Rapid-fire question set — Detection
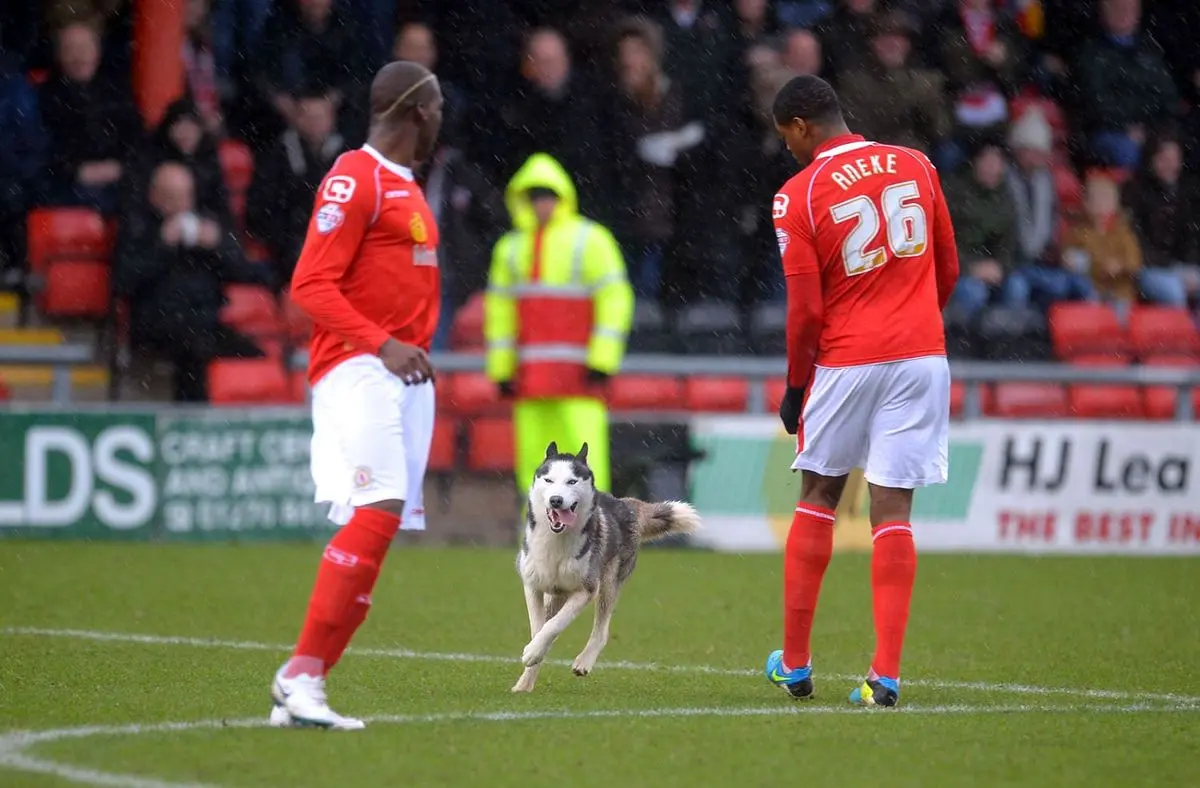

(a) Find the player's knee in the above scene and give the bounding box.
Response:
[801,472,846,511]
[867,485,914,526]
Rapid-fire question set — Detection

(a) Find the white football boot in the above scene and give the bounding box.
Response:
[270,669,366,730]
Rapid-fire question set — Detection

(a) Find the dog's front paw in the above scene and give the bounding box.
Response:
[571,651,598,676]
[521,638,548,667]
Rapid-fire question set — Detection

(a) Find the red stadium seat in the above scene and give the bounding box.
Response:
[607,374,684,411]
[441,371,507,416]
[950,380,994,418]
[684,376,748,412]
[1048,302,1128,360]
[450,291,485,350]
[220,284,284,337]
[0,378,10,400]
[41,259,110,317]
[207,357,291,404]
[26,208,112,272]
[1141,355,1199,420]
[764,377,788,412]
[428,418,458,473]
[988,382,1069,417]
[465,416,514,473]
[1129,306,1200,359]
[1070,353,1132,367]
[1069,385,1143,419]
[289,371,309,404]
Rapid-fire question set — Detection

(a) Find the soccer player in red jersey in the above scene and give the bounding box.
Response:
[269,61,444,730]
[763,75,960,707]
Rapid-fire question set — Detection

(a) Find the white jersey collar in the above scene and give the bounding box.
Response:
[362,144,414,180]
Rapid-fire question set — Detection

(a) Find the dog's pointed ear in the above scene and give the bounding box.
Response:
[545,441,558,458]
[577,442,589,463]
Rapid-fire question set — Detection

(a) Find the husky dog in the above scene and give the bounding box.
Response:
[511,441,702,693]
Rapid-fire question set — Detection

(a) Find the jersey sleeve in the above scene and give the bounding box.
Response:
[773,187,820,278]
[288,160,392,353]
[773,185,824,390]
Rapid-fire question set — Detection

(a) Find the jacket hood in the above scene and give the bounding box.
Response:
[504,153,578,231]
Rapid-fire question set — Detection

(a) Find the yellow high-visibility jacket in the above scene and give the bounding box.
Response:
[484,153,634,398]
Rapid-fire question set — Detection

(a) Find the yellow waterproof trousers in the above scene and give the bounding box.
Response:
[513,396,610,494]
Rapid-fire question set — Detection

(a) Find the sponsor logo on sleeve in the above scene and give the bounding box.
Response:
[315,203,344,234]
[776,227,790,255]
[322,175,357,204]
[772,193,789,219]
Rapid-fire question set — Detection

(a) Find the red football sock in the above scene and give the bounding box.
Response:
[870,522,917,679]
[285,508,400,678]
[783,502,835,670]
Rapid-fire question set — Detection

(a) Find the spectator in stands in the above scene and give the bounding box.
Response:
[183,0,225,136]
[246,85,348,282]
[424,141,507,351]
[936,0,1027,158]
[392,22,463,149]
[40,19,142,215]
[1062,173,1141,318]
[946,141,1018,318]
[837,11,952,157]
[734,0,780,45]
[113,161,269,402]
[1123,129,1200,307]
[1076,0,1178,170]
[1007,108,1058,270]
[815,0,878,75]
[781,28,824,78]
[485,28,615,226]
[123,98,231,228]
[611,17,700,300]
[252,0,367,141]
[0,48,45,286]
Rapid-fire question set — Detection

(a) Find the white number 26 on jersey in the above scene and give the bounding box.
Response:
[829,180,927,276]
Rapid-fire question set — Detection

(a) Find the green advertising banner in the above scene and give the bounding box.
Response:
[0,409,337,541]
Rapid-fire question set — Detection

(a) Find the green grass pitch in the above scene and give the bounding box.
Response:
[1,542,1197,787]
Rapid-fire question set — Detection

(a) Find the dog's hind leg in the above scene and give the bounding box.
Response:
[513,585,547,693]
[572,581,619,677]
[521,589,592,667]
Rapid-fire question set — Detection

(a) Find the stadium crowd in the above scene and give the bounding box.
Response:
[2,0,1200,401]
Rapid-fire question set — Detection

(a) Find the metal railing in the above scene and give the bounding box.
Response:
[0,344,94,404]
[292,351,1200,421]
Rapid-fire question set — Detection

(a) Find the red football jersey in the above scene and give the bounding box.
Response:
[290,145,441,385]
[773,134,959,368]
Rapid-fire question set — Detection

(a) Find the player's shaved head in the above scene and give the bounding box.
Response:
[370,60,439,121]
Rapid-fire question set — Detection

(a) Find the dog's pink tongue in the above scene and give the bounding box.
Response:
[556,508,578,528]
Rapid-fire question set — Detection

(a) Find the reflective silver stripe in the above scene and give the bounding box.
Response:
[511,284,590,298]
[569,224,590,284]
[487,339,515,350]
[591,326,626,341]
[519,344,589,363]
[590,272,627,290]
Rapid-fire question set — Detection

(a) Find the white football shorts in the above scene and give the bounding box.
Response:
[791,355,950,489]
[309,354,435,528]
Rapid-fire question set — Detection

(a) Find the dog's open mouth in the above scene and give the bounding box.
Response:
[547,503,579,533]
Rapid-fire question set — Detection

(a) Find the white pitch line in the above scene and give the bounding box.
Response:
[1,703,1196,788]
[4,626,1200,707]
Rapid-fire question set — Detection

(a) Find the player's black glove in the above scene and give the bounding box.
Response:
[586,368,610,384]
[779,386,804,436]
[497,380,516,399]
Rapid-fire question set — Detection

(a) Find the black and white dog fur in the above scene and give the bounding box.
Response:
[512,441,702,693]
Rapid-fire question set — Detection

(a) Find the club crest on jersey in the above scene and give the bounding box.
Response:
[776,228,790,255]
[410,212,428,243]
[773,193,789,219]
[315,203,344,234]
[353,466,372,488]
[322,175,356,204]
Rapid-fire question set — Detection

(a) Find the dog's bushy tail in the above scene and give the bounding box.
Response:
[634,500,702,544]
